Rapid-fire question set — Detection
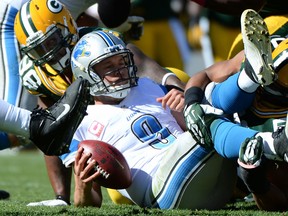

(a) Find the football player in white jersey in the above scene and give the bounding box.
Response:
[58,30,237,209]
[5,0,130,206]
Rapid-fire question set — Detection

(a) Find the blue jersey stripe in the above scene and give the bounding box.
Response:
[152,146,213,209]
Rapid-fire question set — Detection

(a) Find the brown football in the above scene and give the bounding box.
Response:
[79,140,132,189]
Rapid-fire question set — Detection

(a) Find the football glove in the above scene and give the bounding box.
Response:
[184,103,223,149]
[238,136,263,169]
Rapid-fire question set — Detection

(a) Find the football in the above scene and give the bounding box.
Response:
[78,140,132,189]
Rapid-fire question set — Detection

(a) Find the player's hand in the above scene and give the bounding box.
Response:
[238,136,263,169]
[184,103,223,148]
[74,147,101,183]
[156,89,185,112]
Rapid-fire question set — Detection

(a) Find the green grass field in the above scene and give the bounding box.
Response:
[0,149,286,215]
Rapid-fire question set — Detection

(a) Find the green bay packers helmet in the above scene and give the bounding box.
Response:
[71,30,138,99]
[14,0,78,74]
[264,36,288,99]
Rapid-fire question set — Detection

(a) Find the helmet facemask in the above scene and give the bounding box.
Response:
[21,24,76,75]
[88,50,138,99]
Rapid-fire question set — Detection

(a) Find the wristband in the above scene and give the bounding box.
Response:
[162,73,177,86]
[184,87,204,106]
[191,0,206,6]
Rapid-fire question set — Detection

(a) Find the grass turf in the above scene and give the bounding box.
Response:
[0,149,285,215]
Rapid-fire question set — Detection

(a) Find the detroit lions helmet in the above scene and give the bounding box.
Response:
[71,30,138,99]
[14,0,78,74]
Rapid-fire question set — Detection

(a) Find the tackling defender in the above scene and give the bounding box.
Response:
[184,9,288,211]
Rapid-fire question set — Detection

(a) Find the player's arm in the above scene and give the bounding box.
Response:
[192,0,266,15]
[183,51,243,147]
[73,146,103,207]
[185,50,244,91]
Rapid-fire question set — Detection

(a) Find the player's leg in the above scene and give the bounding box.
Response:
[209,72,256,114]
[209,9,277,114]
[146,132,236,210]
[241,9,276,86]
[210,118,258,159]
[210,116,288,162]
[0,99,30,138]
[0,78,91,155]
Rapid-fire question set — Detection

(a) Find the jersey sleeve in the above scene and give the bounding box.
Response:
[19,55,71,102]
[19,55,44,97]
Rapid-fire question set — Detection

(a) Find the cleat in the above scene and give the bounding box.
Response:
[241,9,277,86]
[272,115,288,162]
[29,78,93,156]
[27,199,69,207]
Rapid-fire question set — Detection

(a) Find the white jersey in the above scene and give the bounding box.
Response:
[63,77,183,171]
[61,78,236,209]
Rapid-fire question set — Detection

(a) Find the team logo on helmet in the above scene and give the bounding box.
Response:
[47,0,63,14]
[73,40,91,60]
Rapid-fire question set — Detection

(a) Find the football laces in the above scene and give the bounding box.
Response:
[95,165,110,179]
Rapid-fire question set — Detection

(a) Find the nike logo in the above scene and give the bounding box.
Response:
[191,109,196,118]
[51,104,71,125]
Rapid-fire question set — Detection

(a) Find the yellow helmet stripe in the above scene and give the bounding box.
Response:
[19,1,38,38]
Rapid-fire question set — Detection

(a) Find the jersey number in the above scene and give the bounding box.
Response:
[19,57,41,91]
[131,114,176,149]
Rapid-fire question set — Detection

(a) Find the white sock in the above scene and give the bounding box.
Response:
[237,69,259,93]
[0,99,30,138]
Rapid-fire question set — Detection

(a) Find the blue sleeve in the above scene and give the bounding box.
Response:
[210,118,258,159]
[211,73,255,114]
[59,139,80,161]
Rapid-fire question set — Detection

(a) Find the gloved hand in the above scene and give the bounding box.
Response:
[238,136,263,169]
[184,103,223,149]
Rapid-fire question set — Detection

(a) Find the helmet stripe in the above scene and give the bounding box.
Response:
[95,31,116,46]
[273,49,288,71]
[19,2,38,38]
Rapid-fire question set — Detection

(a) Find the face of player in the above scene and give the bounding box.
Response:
[91,54,132,105]
[92,54,130,86]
